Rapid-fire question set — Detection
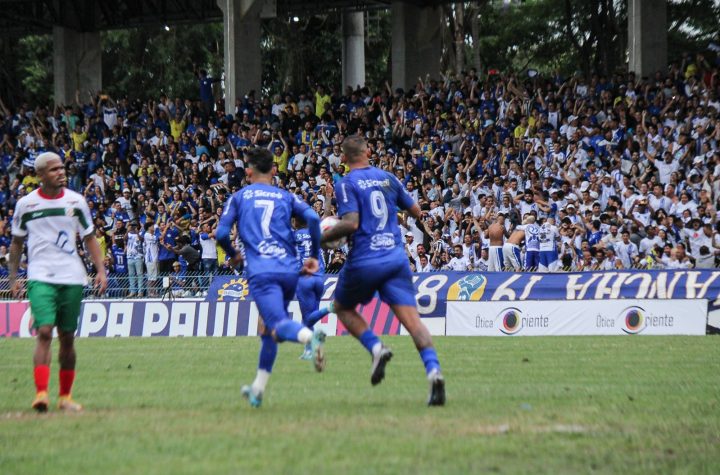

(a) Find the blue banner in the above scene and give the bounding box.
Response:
[207,270,720,319]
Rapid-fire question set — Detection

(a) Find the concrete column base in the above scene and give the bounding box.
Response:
[53,27,102,106]
[628,0,667,77]
[391,1,441,90]
[342,11,366,90]
[219,0,263,115]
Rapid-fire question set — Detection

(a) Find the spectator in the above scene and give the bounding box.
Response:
[144,222,160,297]
[159,220,180,273]
[169,261,188,297]
[126,221,144,297]
[199,223,218,293]
[0,52,718,285]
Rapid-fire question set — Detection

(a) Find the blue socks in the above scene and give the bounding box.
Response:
[304,306,331,329]
[274,319,306,343]
[359,329,381,355]
[258,335,277,372]
[419,348,441,375]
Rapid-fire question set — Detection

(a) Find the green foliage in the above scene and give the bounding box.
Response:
[473,0,627,76]
[667,0,720,62]
[1,1,718,106]
[17,35,53,105]
[365,11,392,91]
[0,336,719,473]
[102,24,223,100]
[262,15,342,94]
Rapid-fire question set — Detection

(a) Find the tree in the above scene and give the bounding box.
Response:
[1,1,718,108]
[102,24,224,101]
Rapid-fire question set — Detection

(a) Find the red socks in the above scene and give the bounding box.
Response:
[59,369,75,397]
[34,366,76,396]
[34,365,50,393]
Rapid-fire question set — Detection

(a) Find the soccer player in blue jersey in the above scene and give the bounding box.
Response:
[294,217,334,360]
[217,148,326,408]
[321,135,445,406]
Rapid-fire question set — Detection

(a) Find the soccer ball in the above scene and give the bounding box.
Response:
[321,216,347,249]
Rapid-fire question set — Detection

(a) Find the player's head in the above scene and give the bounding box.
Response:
[292,215,307,229]
[245,147,274,182]
[35,152,66,189]
[341,135,368,164]
[523,214,536,224]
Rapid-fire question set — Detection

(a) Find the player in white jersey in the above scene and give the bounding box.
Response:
[9,152,107,413]
[518,215,540,269]
[538,218,560,272]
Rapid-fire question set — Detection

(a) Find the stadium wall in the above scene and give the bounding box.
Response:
[2,270,718,337]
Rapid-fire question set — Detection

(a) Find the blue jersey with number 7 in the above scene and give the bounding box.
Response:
[337,167,414,268]
[219,183,311,278]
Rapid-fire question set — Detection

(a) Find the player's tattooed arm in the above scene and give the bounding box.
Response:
[84,233,108,295]
[8,236,25,298]
[405,203,424,222]
[322,212,359,243]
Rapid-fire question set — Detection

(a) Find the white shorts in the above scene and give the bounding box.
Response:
[488,246,504,272]
[146,261,159,281]
[502,243,522,271]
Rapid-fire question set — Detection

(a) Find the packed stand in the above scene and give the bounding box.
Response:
[1,54,720,297]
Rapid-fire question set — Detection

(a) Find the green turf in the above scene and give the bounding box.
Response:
[1,336,719,474]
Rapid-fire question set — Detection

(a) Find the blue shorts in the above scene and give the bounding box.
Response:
[540,250,558,267]
[525,250,540,270]
[335,259,416,308]
[248,272,299,331]
[296,274,324,322]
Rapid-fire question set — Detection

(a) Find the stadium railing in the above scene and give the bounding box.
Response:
[1,263,716,300]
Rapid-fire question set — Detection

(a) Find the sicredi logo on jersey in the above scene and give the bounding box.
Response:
[243,189,283,199]
[357,179,390,189]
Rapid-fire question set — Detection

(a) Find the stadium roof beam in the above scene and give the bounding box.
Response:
[0,0,461,34]
[1,0,669,105]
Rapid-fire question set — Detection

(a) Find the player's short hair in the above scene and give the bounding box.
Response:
[246,147,274,174]
[34,152,62,172]
[342,135,367,163]
[294,215,307,228]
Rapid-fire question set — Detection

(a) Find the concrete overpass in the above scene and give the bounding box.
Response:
[0,0,667,111]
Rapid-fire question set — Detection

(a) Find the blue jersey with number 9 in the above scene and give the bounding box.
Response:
[219,183,311,278]
[337,167,414,268]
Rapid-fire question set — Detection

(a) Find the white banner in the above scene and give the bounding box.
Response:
[447,300,707,336]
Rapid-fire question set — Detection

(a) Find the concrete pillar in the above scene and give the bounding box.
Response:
[53,27,102,106]
[218,0,263,115]
[628,0,667,78]
[391,1,442,90]
[342,11,365,90]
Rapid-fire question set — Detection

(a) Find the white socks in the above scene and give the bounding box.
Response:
[297,328,313,345]
[427,368,442,381]
[371,342,382,357]
[252,369,270,394]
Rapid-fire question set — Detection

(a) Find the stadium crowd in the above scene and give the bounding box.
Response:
[1,51,720,296]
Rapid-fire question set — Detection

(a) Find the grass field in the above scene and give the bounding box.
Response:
[1,335,719,474]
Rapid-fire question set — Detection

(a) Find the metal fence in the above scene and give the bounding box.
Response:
[1,263,718,300]
[0,271,217,300]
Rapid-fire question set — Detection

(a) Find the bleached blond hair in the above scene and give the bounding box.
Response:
[34,152,62,172]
